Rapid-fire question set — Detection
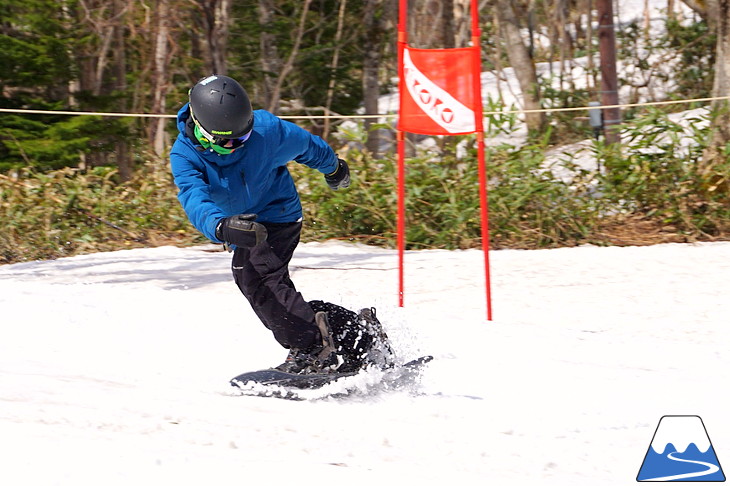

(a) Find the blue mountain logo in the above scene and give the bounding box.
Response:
[637,415,725,482]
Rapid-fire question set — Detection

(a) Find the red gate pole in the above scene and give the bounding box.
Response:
[397,0,408,307]
[476,133,493,321]
[397,131,406,307]
[470,0,493,320]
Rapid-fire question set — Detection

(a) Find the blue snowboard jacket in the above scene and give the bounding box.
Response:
[169,103,338,242]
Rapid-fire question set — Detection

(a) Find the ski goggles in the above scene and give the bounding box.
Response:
[190,110,252,155]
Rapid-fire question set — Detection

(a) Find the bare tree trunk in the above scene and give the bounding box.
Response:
[112,0,132,181]
[323,0,347,140]
[75,0,121,170]
[586,0,596,91]
[555,0,574,94]
[265,0,312,113]
[701,0,730,197]
[258,0,281,111]
[453,0,472,47]
[495,0,546,134]
[408,0,456,48]
[210,0,231,74]
[93,27,114,96]
[192,0,232,75]
[597,0,621,144]
[149,0,170,158]
[61,1,79,109]
[363,0,384,156]
[681,0,709,21]
[76,0,114,96]
[667,0,677,21]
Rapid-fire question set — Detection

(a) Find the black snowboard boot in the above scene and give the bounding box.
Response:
[356,307,396,369]
[274,312,342,374]
[275,304,397,375]
[311,304,396,373]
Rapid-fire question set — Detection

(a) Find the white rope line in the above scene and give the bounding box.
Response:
[1,95,729,120]
[0,108,176,118]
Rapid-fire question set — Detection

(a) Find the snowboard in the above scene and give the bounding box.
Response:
[230,355,433,399]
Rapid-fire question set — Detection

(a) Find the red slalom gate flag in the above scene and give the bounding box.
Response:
[399,46,479,135]
[396,0,492,320]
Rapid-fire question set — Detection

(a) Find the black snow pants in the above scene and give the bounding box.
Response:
[231,221,356,350]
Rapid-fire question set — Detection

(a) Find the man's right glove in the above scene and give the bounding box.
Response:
[324,158,351,190]
[215,213,268,250]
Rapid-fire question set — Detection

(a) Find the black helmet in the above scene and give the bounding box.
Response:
[189,75,253,140]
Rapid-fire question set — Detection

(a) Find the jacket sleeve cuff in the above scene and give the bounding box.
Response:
[322,156,338,175]
[206,215,225,243]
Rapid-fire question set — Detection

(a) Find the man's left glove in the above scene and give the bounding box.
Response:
[215,213,268,250]
[325,158,351,190]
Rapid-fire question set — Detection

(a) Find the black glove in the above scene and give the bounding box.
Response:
[324,158,351,190]
[215,213,268,250]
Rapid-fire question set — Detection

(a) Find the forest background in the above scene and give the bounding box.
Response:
[1,0,730,264]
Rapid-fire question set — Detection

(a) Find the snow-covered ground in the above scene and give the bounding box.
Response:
[2,1,724,484]
[1,240,729,485]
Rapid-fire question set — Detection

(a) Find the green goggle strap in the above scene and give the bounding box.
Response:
[193,124,234,155]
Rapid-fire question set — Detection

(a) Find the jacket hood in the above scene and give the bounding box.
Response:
[175,103,191,134]
[175,103,241,167]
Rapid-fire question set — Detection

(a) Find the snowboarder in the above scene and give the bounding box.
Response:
[169,74,394,375]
